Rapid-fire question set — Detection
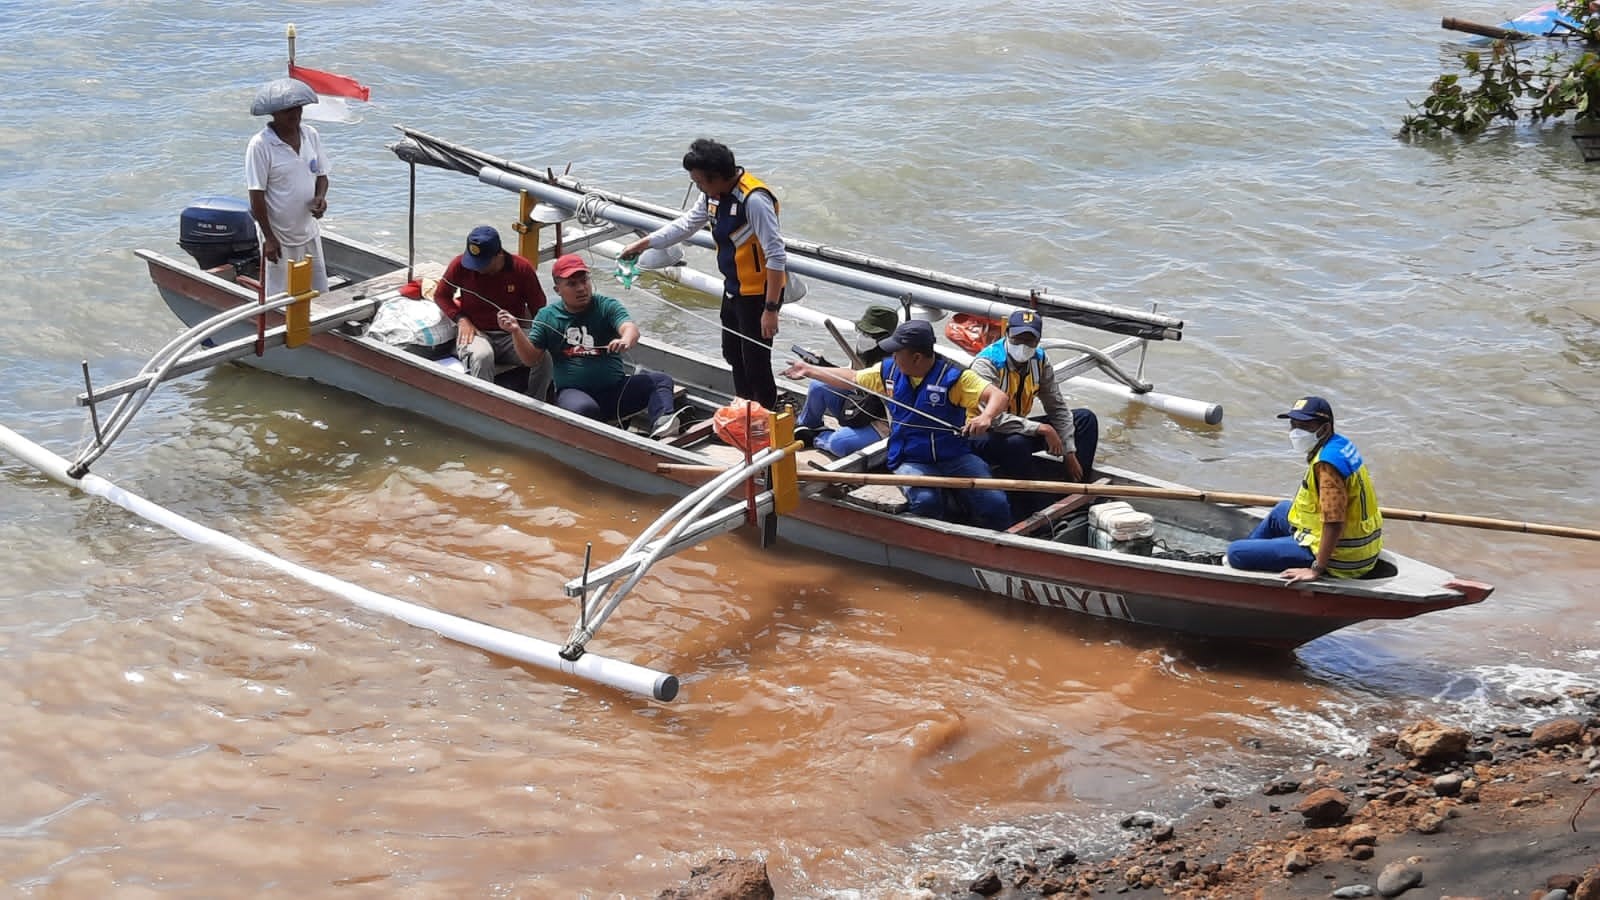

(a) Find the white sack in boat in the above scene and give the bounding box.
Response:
[368,297,456,348]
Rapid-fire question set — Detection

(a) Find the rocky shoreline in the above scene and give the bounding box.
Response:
[939,692,1600,900]
[653,691,1600,900]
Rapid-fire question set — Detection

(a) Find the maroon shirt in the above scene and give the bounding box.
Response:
[433,251,547,331]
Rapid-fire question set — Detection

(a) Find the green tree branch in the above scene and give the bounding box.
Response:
[1400,0,1600,138]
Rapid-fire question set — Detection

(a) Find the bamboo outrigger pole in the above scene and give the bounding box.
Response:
[657,464,1600,543]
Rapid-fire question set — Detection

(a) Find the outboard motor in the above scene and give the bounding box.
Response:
[178,196,259,277]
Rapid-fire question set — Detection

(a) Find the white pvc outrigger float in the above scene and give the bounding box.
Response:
[0,423,682,700]
[1,259,695,701]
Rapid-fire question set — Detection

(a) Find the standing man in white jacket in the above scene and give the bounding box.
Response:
[246,77,330,296]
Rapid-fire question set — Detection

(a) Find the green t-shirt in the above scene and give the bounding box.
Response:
[530,293,632,394]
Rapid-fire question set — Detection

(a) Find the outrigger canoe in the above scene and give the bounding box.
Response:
[108,128,1494,667]
[1502,3,1584,37]
[1441,3,1588,41]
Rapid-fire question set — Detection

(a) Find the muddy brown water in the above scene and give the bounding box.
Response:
[3,1,1599,895]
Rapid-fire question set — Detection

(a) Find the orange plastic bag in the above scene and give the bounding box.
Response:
[944,313,1005,355]
[711,399,771,453]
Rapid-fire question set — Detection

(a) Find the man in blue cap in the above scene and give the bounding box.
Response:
[433,225,552,400]
[970,308,1099,517]
[1226,396,1385,582]
[783,319,1013,529]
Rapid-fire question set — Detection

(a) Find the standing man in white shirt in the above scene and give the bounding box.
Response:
[246,78,330,297]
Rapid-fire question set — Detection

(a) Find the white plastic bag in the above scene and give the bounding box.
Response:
[368,297,456,348]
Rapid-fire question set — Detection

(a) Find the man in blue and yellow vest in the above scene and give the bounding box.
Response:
[1226,396,1384,583]
[970,309,1100,518]
[782,319,1013,529]
[622,139,787,409]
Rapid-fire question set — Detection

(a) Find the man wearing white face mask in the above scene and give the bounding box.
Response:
[1225,396,1385,583]
[970,309,1099,518]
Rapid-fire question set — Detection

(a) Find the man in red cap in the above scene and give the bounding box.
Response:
[434,225,551,399]
[1225,396,1384,582]
[499,254,679,437]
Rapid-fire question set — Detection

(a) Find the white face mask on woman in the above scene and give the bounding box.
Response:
[1289,427,1321,456]
[1005,340,1034,365]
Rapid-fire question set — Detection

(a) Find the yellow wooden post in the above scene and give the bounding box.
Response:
[284,256,317,348]
[769,408,800,516]
[513,189,541,262]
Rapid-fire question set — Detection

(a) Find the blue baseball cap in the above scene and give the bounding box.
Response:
[1278,396,1334,423]
[1007,309,1043,339]
[878,319,936,354]
[461,225,502,272]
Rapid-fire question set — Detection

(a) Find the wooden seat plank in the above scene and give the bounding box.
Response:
[1005,476,1112,536]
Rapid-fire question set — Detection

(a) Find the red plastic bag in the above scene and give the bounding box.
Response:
[711,399,771,453]
[945,313,1004,355]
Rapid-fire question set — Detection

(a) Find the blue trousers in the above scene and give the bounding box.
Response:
[797,381,845,429]
[800,380,883,457]
[556,371,675,425]
[895,452,1012,530]
[816,426,881,457]
[1225,500,1315,571]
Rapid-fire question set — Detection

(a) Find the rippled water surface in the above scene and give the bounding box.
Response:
[2,1,1597,896]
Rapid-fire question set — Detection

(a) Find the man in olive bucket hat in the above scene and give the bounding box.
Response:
[246,77,331,297]
[792,305,899,457]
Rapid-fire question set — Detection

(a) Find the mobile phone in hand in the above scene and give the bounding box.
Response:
[791,345,825,366]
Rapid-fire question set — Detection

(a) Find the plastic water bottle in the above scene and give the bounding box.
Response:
[614,257,639,290]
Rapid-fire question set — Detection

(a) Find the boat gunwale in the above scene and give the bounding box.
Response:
[135,236,1490,636]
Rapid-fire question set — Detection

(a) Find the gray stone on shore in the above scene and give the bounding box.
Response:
[1333,885,1376,899]
[1432,772,1465,797]
[1376,860,1424,897]
[968,869,1002,896]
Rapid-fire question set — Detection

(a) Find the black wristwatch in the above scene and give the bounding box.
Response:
[763,301,782,312]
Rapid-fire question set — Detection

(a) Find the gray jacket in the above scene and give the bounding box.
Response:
[970,353,1077,455]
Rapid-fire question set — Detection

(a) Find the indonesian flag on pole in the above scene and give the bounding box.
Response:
[289,63,371,124]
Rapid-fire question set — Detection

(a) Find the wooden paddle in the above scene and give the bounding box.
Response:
[657,464,1600,542]
[822,318,865,368]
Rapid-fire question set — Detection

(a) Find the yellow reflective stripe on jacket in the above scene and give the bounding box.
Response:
[1286,434,1384,578]
[709,171,778,297]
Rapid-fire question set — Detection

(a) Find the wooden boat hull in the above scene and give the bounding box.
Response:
[137,234,1491,649]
